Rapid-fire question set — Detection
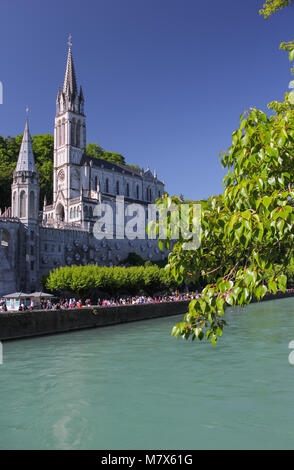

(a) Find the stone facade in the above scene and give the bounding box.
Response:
[0,41,167,297]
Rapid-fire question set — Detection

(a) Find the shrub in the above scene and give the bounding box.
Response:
[45,264,176,298]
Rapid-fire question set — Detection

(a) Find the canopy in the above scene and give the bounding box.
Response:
[29,292,54,298]
[3,292,31,299]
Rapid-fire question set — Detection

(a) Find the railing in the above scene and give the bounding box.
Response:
[0,216,20,223]
[41,220,86,231]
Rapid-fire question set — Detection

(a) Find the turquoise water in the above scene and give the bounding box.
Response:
[1,298,294,450]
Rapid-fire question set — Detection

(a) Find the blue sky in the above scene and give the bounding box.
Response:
[1,0,294,200]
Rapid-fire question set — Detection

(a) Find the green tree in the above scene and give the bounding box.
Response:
[0,135,20,210]
[122,252,145,266]
[0,133,139,212]
[148,18,294,345]
[0,133,54,210]
[45,264,176,298]
[86,142,126,165]
[32,134,54,205]
[259,0,291,18]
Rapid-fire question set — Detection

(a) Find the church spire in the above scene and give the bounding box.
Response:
[15,111,37,174]
[56,34,84,115]
[11,111,39,223]
[63,34,78,98]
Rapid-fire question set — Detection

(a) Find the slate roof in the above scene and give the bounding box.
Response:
[15,117,37,174]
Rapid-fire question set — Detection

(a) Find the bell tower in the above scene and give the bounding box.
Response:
[53,35,86,223]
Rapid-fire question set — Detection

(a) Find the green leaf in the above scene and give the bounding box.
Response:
[277,274,287,292]
[226,294,234,306]
[211,334,217,347]
[262,196,272,209]
[268,279,277,295]
[216,327,223,337]
[255,285,268,301]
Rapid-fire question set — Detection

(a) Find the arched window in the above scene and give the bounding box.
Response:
[116,181,120,195]
[20,191,26,218]
[146,188,148,201]
[89,206,93,218]
[126,183,130,197]
[76,121,81,147]
[136,185,139,199]
[74,207,77,218]
[70,208,73,219]
[149,189,152,202]
[94,176,98,190]
[71,119,76,146]
[84,206,88,219]
[105,178,109,193]
[158,190,161,198]
[29,191,35,218]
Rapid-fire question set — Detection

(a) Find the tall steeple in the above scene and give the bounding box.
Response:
[63,34,78,97]
[56,34,84,115]
[53,35,86,221]
[15,112,37,174]
[11,111,39,223]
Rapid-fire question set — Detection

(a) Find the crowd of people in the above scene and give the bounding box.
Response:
[38,292,199,310]
[98,292,199,307]
[0,292,200,312]
[39,298,93,310]
[2,288,294,312]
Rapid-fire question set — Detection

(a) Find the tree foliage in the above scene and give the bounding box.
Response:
[0,134,54,210]
[86,143,126,165]
[0,135,138,212]
[45,264,177,299]
[259,0,291,18]
[86,143,140,170]
[148,41,294,345]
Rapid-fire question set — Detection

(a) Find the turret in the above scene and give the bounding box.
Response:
[11,112,39,224]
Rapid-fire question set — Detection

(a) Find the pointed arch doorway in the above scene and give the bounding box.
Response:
[56,203,65,222]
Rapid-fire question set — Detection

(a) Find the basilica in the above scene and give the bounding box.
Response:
[0,40,167,296]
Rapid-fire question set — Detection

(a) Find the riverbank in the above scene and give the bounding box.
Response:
[1,290,294,342]
[0,300,190,341]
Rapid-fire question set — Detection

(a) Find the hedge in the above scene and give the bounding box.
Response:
[45,264,178,298]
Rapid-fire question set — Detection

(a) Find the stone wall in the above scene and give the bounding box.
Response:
[39,225,167,280]
[0,218,168,296]
[0,219,22,296]
[0,300,189,341]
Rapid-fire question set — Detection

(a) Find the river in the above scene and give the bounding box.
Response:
[0,297,294,449]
